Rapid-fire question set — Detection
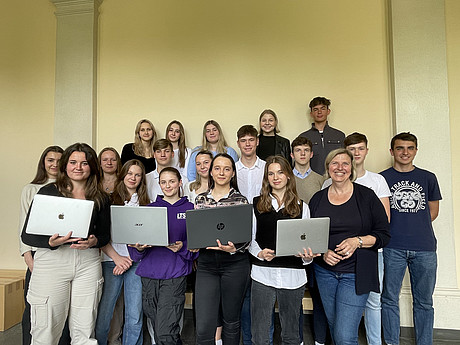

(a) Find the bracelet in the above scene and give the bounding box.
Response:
[357,236,363,249]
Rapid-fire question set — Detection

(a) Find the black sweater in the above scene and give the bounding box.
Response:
[21,184,111,250]
[309,183,390,294]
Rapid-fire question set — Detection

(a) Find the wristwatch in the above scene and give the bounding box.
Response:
[357,236,363,249]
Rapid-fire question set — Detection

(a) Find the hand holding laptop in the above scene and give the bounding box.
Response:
[295,247,321,262]
[70,235,98,250]
[48,231,82,247]
[129,243,153,252]
[167,241,183,253]
[206,239,236,253]
[257,248,275,261]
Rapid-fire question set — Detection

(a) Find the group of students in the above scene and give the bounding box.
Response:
[18,96,441,345]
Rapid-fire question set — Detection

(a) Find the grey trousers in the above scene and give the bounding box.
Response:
[142,276,187,345]
[251,280,305,345]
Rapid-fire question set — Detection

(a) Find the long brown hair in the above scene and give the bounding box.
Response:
[112,159,150,206]
[189,150,213,192]
[165,120,188,168]
[257,156,301,218]
[133,119,157,157]
[31,146,64,184]
[56,143,106,209]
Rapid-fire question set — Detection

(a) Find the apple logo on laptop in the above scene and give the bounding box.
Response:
[58,213,65,220]
[300,233,306,241]
[216,223,225,231]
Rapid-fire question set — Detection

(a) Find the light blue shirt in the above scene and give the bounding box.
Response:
[293,167,312,179]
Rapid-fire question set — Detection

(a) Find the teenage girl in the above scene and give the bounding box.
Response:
[95,159,150,345]
[165,120,191,181]
[187,120,239,181]
[18,146,66,345]
[121,119,158,174]
[193,153,250,345]
[98,147,122,194]
[130,167,198,345]
[256,109,291,162]
[22,143,111,344]
[250,156,317,345]
[184,150,213,203]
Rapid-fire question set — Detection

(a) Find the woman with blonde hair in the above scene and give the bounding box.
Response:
[186,120,238,181]
[121,119,158,174]
[250,156,316,345]
[22,143,111,344]
[165,120,191,180]
[256,109,291,162]
[184,150,213,203]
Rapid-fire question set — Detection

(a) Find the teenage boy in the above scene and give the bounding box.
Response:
[298,96,345,175]
[236,125,266,203]
[380,132,441,345]
[290,136,324,204]
[323,132,391,345]
[290,135,326,345]
[146,139,176,201]
[235,125,265,345]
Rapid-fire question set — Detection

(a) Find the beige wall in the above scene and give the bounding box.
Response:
[97,0,392,173]
[0,0,56,269]
[446,0,460,287]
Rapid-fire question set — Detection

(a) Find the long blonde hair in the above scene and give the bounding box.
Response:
[189,150,213,192]
[256,156,301,218]
[201,120,228,153]
[133,119,157,157]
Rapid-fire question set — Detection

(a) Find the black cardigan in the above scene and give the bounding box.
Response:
[309,183,390,294]
[257,134,291,163]
[21,184,111,250]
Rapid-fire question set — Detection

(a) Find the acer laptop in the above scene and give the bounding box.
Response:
[110,206,169,246]
[25,194,94,238]
[275,217,330,256]
[186,204,253,249]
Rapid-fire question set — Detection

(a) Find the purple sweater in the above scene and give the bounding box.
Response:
[128,196,198,280]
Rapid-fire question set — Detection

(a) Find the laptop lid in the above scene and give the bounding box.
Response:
[186,204,253,249]
[275,217,330,256]
[26,194,94,238]
[110,206,169,246]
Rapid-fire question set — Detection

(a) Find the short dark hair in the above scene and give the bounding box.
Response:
[390,132,418,150]
[344,132,368,147]
[237,125,258,139]
[309,97,331,110]
[153,139,173,151]
[291,136,313,151]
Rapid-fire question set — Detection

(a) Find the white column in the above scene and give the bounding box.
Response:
[389,0,459,330]
[50,0,102,148]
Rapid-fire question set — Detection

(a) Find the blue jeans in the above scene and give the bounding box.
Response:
[364,251,384,345]
[95,261,143,345]
[314,264,369,345]
[382,248,437,345]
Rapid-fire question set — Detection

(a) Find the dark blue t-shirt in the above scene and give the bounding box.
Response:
[380,167,441,251]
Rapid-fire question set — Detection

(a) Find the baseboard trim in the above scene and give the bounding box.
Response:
[401,327,460,342]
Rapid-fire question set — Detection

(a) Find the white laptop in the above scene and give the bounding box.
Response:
[110,206,169,246]
[26,194,94,238]
[275,217,330,256]
[186,204,253,249]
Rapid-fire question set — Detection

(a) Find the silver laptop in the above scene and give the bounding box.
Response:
[186,204,253,249]
[275,217,330,256]
[110,206,169,246]
[26,194,94,238]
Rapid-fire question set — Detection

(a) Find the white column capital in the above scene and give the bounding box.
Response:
[50,0,103,16]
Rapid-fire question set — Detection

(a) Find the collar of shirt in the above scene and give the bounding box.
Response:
[293,167,312,179]
[236,156,264,171]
